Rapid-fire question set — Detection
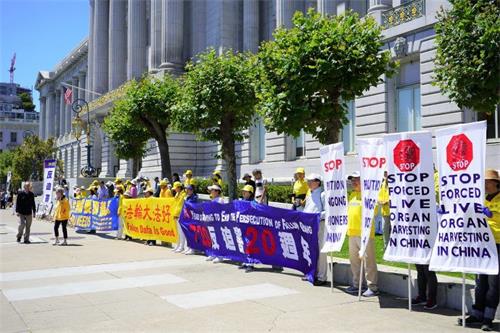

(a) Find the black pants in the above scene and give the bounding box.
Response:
[415,264,438,302]
[473,243,500,320]
[54,220,68,239]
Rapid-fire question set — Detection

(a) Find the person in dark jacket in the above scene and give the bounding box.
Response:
[16,182,36,244]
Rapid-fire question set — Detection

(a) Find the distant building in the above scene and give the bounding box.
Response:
[0,82,39,152]
[35,0,499,184]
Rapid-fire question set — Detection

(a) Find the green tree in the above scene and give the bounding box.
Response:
[434,0,499,114]
[12,136,57,182]
[174,49,258,200]
[257,9,397,144]
[18,92,35,111]
[103,74,180,178]
[0,150,15,184]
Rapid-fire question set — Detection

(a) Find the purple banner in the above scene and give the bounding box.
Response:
[180,200,320,283]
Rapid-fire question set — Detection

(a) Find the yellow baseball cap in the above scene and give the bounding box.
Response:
[242,185,254,193]
[173,181,182,189]
[160,180,168,186]
[295,167,305,174]
[213,170,222,176]
[185,170,193,175]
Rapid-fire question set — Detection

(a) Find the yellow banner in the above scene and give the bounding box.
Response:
[122,197,179,242]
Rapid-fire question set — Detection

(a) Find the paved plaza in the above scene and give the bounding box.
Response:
[0,209,489,332]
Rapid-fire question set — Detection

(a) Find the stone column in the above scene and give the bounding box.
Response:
[55,89,61,137]
[93,0,109,94]
[39,97,46,139]
[127,0,147,80]
[276,0,305,28]
[99,135,116,177]
[317,0,336,15]
[69,77,79,134]
[116,158,133,178]
[243,0,259,53]
[367,0,392,24]
[87,0,95,100]
[46,91,55,138]
[109,0,127,90]
[160,0,184,72]
[60,87,66,137]
[78,72,86,101]
[191,0,206,57]
[150,0,162,71]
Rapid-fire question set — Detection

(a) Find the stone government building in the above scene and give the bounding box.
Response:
[35,0,500,187]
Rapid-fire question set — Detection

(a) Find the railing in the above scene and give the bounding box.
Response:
[0,111,39,123]
[381,0,425,29]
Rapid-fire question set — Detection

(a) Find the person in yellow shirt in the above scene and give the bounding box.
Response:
[184,170,196,187]
[346,171,378,297]
[53,187,71,246]
[159,180,173,198]
[378,171,390,248]
[292,167,308,211]
[462,169,500,330]
[172,182,187,253]
[213,170,224,187]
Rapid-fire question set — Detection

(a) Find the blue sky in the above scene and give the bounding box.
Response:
[0,0,89,110]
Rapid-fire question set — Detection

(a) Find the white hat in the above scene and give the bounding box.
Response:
[306,173,322,182]
[208,184,222,192]
[105,181,113,186]
[347,171,361,179]
[131,179,137,185]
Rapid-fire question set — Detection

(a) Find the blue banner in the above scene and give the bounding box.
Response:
[180,200,320,283]
[69,197,119,231]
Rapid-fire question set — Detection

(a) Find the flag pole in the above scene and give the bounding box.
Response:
[408,263,412,311]
[462,272,466,328]
[330,253,334,293]
[60,82,102,97]
[358,257,364,301]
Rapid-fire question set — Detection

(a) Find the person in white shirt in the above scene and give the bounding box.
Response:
[302,173,328,286]
[207,185,225,262]
[252,169,268,205]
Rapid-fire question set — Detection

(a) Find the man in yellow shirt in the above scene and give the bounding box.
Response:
[172,182,187,253]
[462,169,500,331]
[346,171,378,297]
[184,170,196,187]
[159,180,173,198]
[53,187,71,246]
[292,167,308,211]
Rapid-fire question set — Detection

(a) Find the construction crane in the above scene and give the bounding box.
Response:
[9,53,16,83]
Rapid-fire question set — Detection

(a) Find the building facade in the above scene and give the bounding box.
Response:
[36,0,500,186]
[0,83,39,152]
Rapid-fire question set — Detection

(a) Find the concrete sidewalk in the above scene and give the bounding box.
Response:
[0,209,493,332]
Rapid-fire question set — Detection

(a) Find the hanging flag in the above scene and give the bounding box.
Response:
[319,142,348,252]
[429,121,498,275]
[357,137,386,257]
[383,131,438,264]
[64,87,72,105]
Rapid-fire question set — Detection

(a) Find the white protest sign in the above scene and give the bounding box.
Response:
[39,159,57,215]
[320,142,348,253]
[383,131,437,264]
[429,121,498,274]
[357,138,385,257]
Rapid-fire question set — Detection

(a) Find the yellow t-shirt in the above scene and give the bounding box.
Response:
[292,179,308,203]
[160,188,173,198]
[173,191,186,218]
[377,179,390,217]
[434,170,440,203]
[485,192,500,243]
[184,178,196,187]
[54,197,70,220]
[347,191,375,238]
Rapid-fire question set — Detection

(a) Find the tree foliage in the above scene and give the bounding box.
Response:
[18,92,36,111]
[11,136,57,182]
[174,49,258,200]
[257,9,397,144]
[103,74,180,178]
[0,150,15,184]
[434,0,500,114]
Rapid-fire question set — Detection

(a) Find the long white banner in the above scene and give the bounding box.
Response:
[39,159,57,215]
[383,131,437,264]
[429,121,498,274]
[320,143,348,253]
[357,138,385,257]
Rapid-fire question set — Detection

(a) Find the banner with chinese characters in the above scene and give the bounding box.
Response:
[38,159,57,215]
[122,197,179,243]
[69,197,119,231]
[179,200,320,283]
[383,131,437,264]
[430,121,498,275]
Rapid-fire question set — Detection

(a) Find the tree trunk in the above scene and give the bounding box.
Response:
[157,136,172,179]
[221,125,237,201]
[324,97,342,145]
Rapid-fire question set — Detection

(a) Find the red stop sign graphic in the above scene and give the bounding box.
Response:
[393,139,420,172]
[446,134,473,171]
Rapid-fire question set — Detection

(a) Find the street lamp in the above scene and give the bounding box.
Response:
[71,98,98,178]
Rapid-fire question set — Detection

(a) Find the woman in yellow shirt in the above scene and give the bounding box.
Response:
[463,169,500,330]
[53,187,71,246]
[292,167,308,211]
[159,180,173,198]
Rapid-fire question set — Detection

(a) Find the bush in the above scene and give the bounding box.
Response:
[194,177,292,203]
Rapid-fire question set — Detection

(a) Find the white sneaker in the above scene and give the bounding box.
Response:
[206,256,215,261]
[61,240,67,246]
[184,249,195,255]
[53,239,59,246]
[212,257,223,263]
[362,289,379,297]
[174,248,184,253]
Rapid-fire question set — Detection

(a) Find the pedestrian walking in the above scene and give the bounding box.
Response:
[53,187,70,246]
[15,182,36,244]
